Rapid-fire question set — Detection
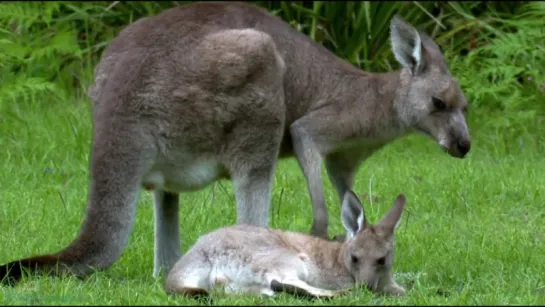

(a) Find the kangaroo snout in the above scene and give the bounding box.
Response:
[456,138,471,157]
[441,136,471,158]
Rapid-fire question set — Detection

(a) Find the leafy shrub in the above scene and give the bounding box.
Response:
[0,2,78,107]
[0,0,540,135]
[449,1,545,143]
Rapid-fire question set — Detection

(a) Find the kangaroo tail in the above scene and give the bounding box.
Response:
[0,254,64,286]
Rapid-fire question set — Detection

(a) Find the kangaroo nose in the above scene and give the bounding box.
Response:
[457,139,471,157]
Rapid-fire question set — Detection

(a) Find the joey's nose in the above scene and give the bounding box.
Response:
[457,139,471,157]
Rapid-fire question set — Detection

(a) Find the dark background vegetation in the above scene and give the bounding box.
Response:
[0,1,544,147]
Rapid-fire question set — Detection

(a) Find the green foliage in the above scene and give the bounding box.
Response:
[0,2,82,106]
[449,1,545,143]
[0,0,543,133]
[260,1,518,71]
[274,1,441,70]
[1,96,545,305]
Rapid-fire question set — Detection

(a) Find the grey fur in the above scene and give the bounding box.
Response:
[0,2,470,281]
[153,191,181,277]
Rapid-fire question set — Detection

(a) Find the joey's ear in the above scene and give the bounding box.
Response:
[390,15,426,75]
[341,191,367,239]
[377,194,406,233]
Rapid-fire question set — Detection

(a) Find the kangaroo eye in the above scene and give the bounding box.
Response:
[432,97,446,110]
[376,256,386,266]
[351,255,358,263]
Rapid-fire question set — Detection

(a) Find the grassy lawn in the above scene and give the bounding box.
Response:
[1,95,545,305]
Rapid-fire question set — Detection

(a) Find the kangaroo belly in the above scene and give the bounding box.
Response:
[208,261,270,294]
[142,156,228,192]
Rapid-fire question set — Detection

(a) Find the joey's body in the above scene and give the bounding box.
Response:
[167,225,354,295]
[165,192,407,298]
[0,2,471,283]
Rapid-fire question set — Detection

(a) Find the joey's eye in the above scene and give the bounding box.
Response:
[376,256,386,266]
[351,255,358,263]
[432,97,446,110]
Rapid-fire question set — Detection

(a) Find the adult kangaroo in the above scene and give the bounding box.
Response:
[0,1,470,284]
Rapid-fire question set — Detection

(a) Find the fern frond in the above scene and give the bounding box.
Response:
[0,2,61,30]
[0,74,57,106]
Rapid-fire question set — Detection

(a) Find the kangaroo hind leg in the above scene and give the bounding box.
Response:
[152,190,181,278]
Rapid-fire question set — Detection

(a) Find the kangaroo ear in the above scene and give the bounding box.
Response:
[390,15,426,75]
[341,191,367,239]
[377,194,406,233]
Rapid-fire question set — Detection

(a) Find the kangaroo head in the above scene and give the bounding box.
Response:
[390,15,471,158]
[340,191,405,295]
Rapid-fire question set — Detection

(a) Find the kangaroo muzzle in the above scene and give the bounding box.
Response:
[437,110,471,159]
[439,135,471,158]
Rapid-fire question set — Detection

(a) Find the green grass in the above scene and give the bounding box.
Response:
[1,95,545,306]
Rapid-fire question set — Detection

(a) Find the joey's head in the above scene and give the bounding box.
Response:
[390,15,471,159]
[340,191,406,296]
